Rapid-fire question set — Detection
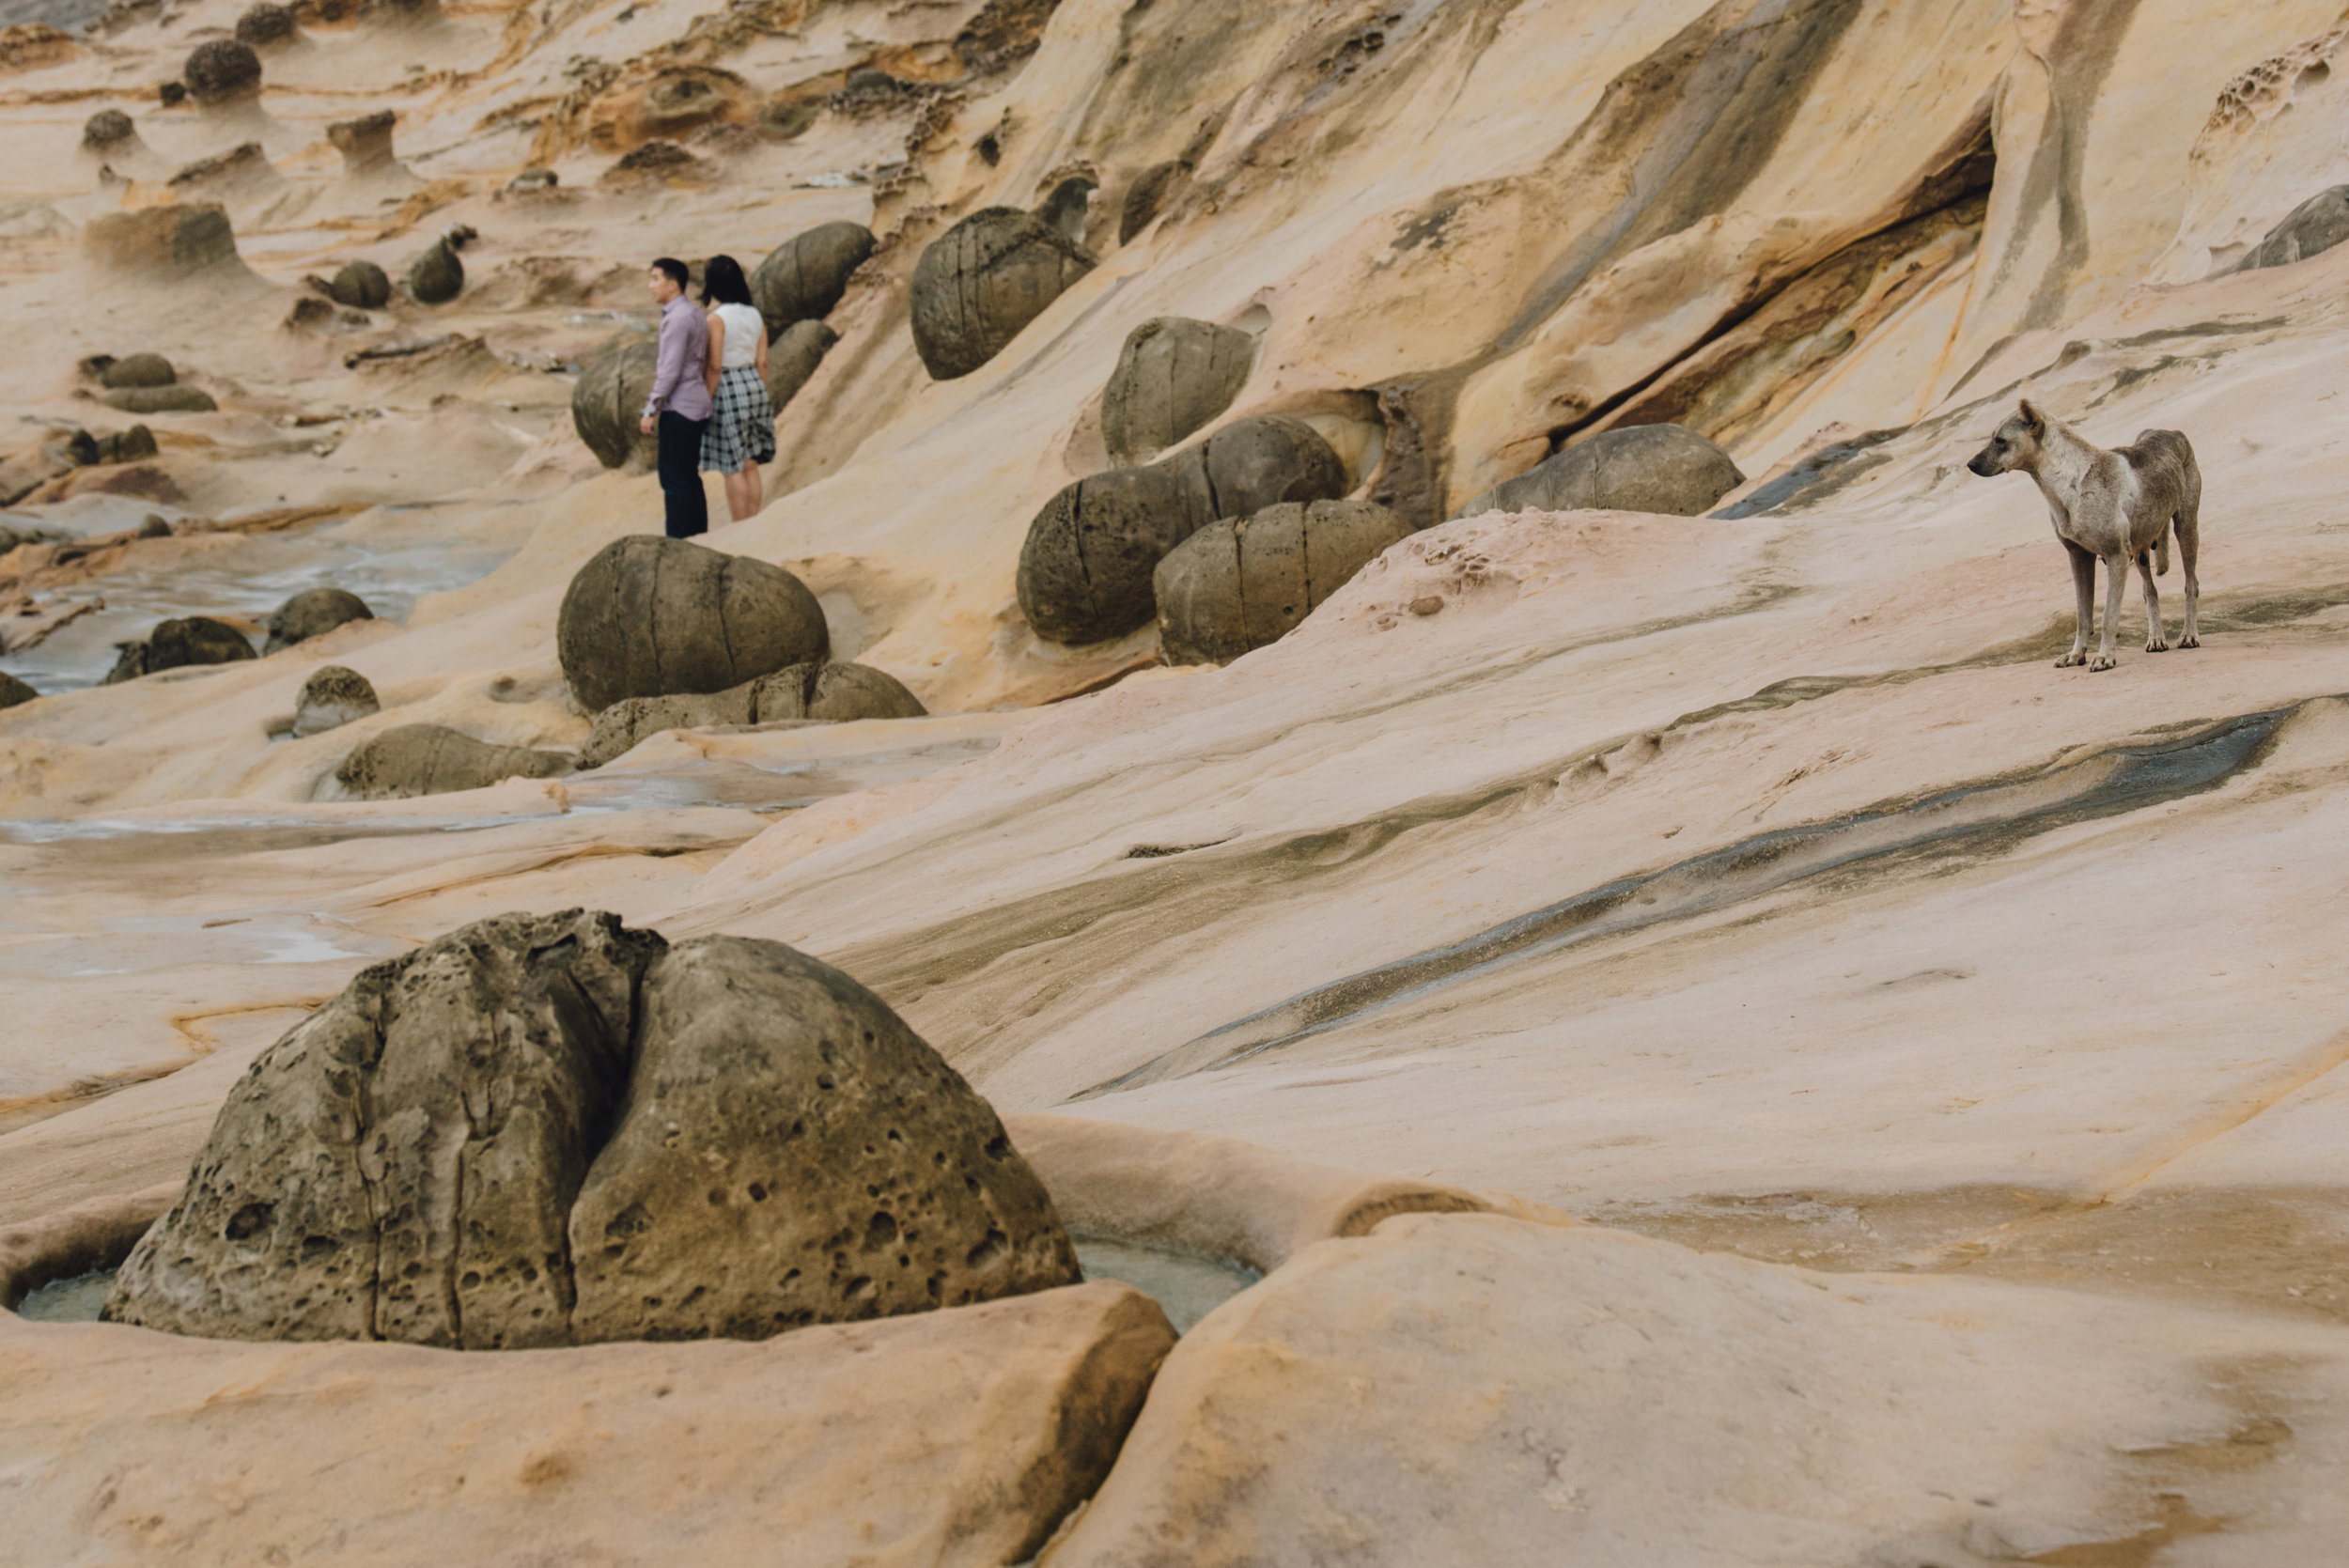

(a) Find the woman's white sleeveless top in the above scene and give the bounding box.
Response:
[712,303,761,369]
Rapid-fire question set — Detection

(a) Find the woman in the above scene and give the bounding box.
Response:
[697,254,775,522]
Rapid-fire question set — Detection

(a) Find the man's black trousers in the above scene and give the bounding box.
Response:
[657,411,710,538]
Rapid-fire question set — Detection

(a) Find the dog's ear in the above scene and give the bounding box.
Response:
[2018,398,2046,433]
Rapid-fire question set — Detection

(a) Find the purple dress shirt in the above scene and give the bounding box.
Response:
[642,293,713,422]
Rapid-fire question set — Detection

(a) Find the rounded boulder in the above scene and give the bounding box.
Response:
[101,615,255,683]
[101,385,216,414]
[1101,317,1254,467]
[765,318,835,411]
[910,207,1096,381]
[327,259,390,309]
[100,352,176,389]
[1156,499,1414,665]
[333,723,572,800]
[750,221,874,339]
[407,236,462,305]
[183,39,262,106]
[570,337,659,470]
[82,108,134,151]
[556,536,829,713]
[0,670,36,709]
[2237,185,2349,272]
[234,3,296,46]
[753,660,926,722]
[266,586,373,653]
[292,664,379,737]
[1453,423,1745,519]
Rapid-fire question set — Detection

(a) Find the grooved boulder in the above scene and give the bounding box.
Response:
[1102,317,1253,467]
[766,318,835,411]
[557,535,829,713]
[1453,423,1745,519]
[1156,498,1414,665]
[291,664,378,737]
[327,259,390,310]
[2236,185,2349,273]
[332,723,573,799]
[1018,415,1347,644]
[407,235,462,305]
[750,221,874,339]
[578,660,926,768]
[910,208,1096,380]
[570,337,659,469]
[265,586,373,652]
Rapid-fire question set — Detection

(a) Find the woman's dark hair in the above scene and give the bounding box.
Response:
[701,254,753,306]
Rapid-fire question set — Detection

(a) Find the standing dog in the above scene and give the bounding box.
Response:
[1966,399,2201,670]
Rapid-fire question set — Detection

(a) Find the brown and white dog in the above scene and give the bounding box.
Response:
[1967,399,2201,670]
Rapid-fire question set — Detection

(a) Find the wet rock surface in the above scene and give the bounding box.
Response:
[1156,499,1414,665]
[1102,318,1254,467]
[1453,423,1745,520]
[332,723,573,799]
[557,536,829,713]
[569,336,659,469]
[2236,185,2349,272]
[101,615,255,684]
[910,207,1097,380]
[579,660,926,767]
[751,221,874,339]
[1019,415,1348,644]
[105,913,1080,1349]
[290,664,378,737]
[265,587,373,652]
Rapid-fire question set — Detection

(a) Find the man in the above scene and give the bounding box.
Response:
[639,257,712,538]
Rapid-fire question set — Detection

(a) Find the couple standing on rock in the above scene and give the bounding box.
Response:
[639,256,778,538]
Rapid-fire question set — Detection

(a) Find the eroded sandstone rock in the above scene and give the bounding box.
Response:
[557,536,829,713]
[332,723,572,799]
[1019,415,1348,644]
[327,109,397,177]
[569,336,658,469]
[767,318,836,411]
[80,109,134,152]
[266,587,373,653]
[234,4,296,47]
[2236,186,2349,272]
[291,664,378,737]
[577,660,925,767]
[751,221,874,338]
[1156,498,1414,665]
[910,207,1096,380]
[1452,423,1744,519]
[0,671,35,709]
[182,39,261,107]
[407,234,463,305]
[100,352,175,389]
[101,615,255,684]
[1102,317,1254,467]
[84,203,241,279]
[328,258,390,309]
[99,386,216,414]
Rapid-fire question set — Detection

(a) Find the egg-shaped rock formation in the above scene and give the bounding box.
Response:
[407,235,462,305]
[2236,186,2349,273]
[1452,423,1745,519]
[577,660,926,767]
[182,39,262,107]
[0,670,36,709]
[1156,499,1415,666]
[570,337,659,469]
[327,259,390,309]
[332,723,573,800]
[100,352,176,389]
[101,615,255,684]
[1019,415,1349,645]
[910,208,1096,380]
[265,586,373,653]
[1101,317,1254,467]
[106,912,1080,1348]
[233,4,296,47]
[291,664,378,737]
[556,536,829,713]
[81,108,134,152]
[749,221,874,339]
[765,318,835,411]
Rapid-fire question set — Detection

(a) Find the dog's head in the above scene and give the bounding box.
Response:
[1967,399,2048,477]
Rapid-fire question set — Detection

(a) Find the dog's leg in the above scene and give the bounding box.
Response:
[2137,549,2168,651]
[2058,541,2094,667]
[2092,552,2124,671]
[2175,492,2201,649]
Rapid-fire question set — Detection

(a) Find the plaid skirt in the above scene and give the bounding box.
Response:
[700,365,777,474]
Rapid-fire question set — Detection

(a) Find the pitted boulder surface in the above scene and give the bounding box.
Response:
[579,660,924,767]
[2236,186,2349,273]
[910,207,1096,380]
[101,615,254,683]
[105,914,1078,1349]
[328,259,390,309]
[1156,499,1414,666]
[766,318,836,411]
[750,221,873,339]
[569,935,1080,1342]
[291,664,378,737]
[1018,415,1347,644]
[266,586,373,653]
[1453,423,1744,519]
[557,535,828,713]
[1101,318,1253,467]
[183,39,261,105]
[333,723,573,799]
[570,337,659,469]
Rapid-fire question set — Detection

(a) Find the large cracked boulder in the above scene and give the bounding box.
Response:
[557,536,829,713]
[100,352,176,389]
[291,664,378,737]
[570,337,659,469]
[910,208,1096,380]
[766,318,835,411]
[1156,499,1415,666]
[578,660,926,767]
[1453,423,1745,519]
[105,912,1081,1348]
[1019,414,1348,644]
[266,586,373,652]
[750,221,874,340]
[101,615,255,683]
[327,258,390,309]
[407,234,463,305]
[1102,318,1253,467]
[0,671,35,709]
[183,39,262,107]
[332,723,572,799]
[2236,185,2349,272]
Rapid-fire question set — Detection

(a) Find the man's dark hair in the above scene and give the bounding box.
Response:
[701,253,754,307]
[650,256,690,288]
